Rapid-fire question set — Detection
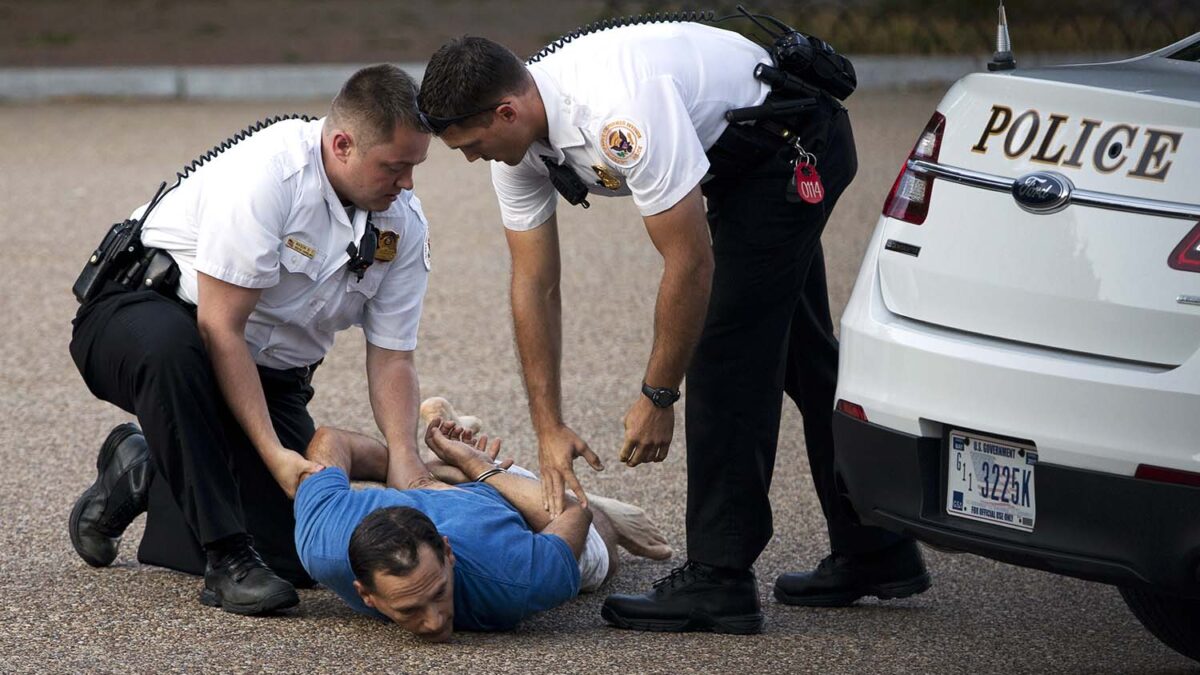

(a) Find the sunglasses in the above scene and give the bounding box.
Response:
[417,101,505,135]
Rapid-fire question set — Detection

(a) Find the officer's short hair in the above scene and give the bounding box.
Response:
[419,36,530,127]
[349,506,446,590]
[329,64,425,147]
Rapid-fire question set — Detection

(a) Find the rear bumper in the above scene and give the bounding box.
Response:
[833,411,1200,597]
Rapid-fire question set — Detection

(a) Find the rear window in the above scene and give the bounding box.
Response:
[1168,41,1200,63]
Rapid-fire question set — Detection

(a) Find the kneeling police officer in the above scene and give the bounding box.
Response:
[68,65,433,615]
[418,14,929,633]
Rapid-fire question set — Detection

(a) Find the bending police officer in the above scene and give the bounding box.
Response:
[417,20,929,633]
[68,65,433,615]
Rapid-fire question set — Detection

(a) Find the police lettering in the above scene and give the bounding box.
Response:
[971,104,1182,182]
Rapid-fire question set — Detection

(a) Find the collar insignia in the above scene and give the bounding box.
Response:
[592,164,622,190]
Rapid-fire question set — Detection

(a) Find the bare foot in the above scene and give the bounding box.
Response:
[419,397,483,434]
[457,415,483,434]
[588,494,673,561]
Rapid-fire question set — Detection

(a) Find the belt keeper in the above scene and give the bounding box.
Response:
[474,466,507,483]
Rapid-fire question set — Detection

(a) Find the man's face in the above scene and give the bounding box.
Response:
[355,540,456,642]
[439,112,530,166]
[338,124,431,211]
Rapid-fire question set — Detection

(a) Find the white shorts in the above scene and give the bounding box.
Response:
[507,464,609,593]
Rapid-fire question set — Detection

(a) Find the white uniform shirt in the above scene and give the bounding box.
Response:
[491,22,771,231]
[138,118,430,370]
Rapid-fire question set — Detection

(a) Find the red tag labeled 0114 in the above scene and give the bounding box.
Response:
[794,161,825,204]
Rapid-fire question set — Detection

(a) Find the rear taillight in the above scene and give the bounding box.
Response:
[836,399,868,422]
[1168,222,1200,273]
[882,112,946,225]
[1135,464,1200,488]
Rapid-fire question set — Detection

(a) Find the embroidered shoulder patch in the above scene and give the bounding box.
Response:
[599,119,645,167]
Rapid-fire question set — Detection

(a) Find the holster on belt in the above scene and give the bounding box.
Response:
[73,220,181,304]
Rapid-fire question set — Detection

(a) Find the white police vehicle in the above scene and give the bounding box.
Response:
[832,14,1200,663]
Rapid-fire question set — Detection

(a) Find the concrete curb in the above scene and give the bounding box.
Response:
[0,54,1131,101]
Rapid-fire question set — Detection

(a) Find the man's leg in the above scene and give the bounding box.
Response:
[588,507,621,584]
[71,289,253,561]
[602,132,830,635]
[228,365,320,586]
[774,107,929,606]
[69,286,298,614]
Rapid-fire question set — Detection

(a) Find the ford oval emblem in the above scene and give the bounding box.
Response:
[1012,171,1073,214]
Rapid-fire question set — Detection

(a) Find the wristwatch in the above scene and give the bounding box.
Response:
[641,382,681,408]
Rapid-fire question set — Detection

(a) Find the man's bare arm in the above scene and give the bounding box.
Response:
[424,419,591,557]
[302,426,453,489]
[196,272,320,497]
[505,214,603,517]
[620,186,714,467]
[365,344,425,490]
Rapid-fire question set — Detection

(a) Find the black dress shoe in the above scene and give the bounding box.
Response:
[200,542,299,616]
[601,561,764,634]
[68,423,151,567]
[774,541,931,607]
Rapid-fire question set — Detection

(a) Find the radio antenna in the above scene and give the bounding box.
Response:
[734,4,782,39]
[988,1,1017,71]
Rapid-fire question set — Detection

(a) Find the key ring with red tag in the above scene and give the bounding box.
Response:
[791,143,825,205]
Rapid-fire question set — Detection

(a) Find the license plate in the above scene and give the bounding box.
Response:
[945,430,1037,532]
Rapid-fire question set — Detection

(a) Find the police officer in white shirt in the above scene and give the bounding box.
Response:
[418,19,929,633]
[68,65,433,615]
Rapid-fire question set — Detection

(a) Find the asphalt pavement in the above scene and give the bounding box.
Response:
[0,92,1193,673]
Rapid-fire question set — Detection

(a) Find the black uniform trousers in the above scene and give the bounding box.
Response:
[689,100,909,570]
[69,281,316,585]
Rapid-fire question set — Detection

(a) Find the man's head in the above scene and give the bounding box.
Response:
[350,506,456,642]
[419,37,544,165]
[323,64,431,211]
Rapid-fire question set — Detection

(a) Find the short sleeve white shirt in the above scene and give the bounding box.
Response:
[491,22,771,230]
[138,118,430,369]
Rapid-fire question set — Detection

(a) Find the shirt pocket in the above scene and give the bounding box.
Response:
[279,245,323,280]
[345,263,384,300]
[315,264,386,333]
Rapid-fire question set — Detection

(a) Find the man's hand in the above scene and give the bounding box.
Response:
[538,424,603,517]
[425,431,513,484]
[263,447,325,499]
[620,395,675,467]
[423,418,510,477]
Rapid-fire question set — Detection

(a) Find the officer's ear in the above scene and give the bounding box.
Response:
[495,102,518,125]
[331,129,355,162]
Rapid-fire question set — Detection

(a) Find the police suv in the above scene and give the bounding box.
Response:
[832,28,1200,662]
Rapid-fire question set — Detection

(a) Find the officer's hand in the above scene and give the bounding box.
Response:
[538,425,604,517]
[265,447,325,499]
[620,396,675,467]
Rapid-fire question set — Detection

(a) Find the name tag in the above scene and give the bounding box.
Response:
[285,237,317,259]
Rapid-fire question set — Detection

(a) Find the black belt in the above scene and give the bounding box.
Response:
[706,92,837,182]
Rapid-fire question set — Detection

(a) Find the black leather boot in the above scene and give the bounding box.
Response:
[601,561,764,634]
[69,423,151,567]
[774,540,931,607]
[200,537,299,615]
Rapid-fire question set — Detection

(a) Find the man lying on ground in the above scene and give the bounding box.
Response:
[281,402,670,641]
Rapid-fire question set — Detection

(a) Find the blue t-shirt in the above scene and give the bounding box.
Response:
[293,467,581,631]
